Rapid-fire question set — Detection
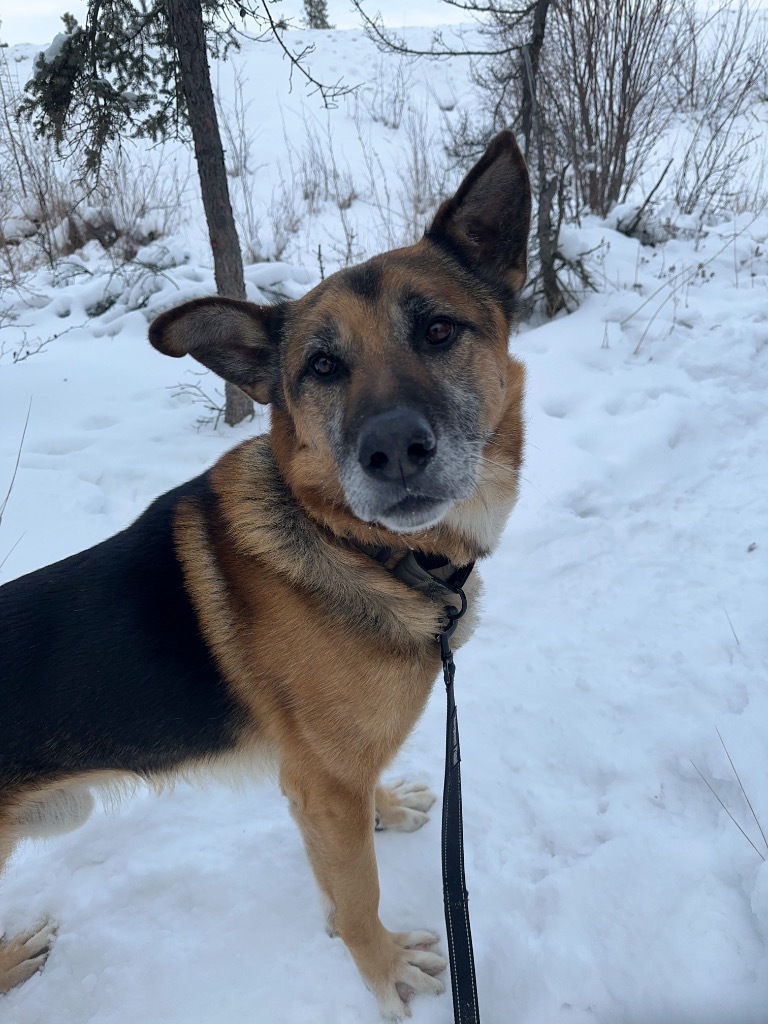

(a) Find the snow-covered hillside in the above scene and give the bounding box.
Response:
[1,12,768,1024]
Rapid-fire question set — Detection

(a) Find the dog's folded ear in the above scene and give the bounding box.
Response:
[149,297,279,405]
[426,130,531,295]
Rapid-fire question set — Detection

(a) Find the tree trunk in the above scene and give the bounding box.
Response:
[165,0,253,426]
[519,0,551,160]
[537,173,564,317]
[523,41,565,318]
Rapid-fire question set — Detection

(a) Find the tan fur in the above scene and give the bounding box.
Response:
[1,131,530,1019]
[0,921,55,996]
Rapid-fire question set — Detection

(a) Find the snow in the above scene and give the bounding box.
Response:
[40,31,71,64]
[2,14,768,1024]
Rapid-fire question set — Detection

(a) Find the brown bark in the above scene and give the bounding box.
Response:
[522,40,565,318]
[519,0,551,161]
[165,0,253,426]
[537,173,564,318]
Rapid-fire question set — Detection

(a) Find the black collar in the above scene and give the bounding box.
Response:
[354,543,474,607]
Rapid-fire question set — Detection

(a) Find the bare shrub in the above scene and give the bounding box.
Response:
[0,51,84,276]
[0,47,184,279]
[81,152,188,262]
[443,0,759,224]
[217,66,266,263]
[397,109,453,245]
[669,0,768,220]
[360,57,412,130]
[327,205,364,267]
[268,172,302,261]
[260,114,363,263]
[543,0,678,217]
[431,0,767,317]
[354,115,397,250]
[669,0,766,115]
[674,120,761,221]
[290,117,357,214]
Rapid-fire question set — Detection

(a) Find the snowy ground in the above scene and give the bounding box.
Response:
[2,14,768,1024]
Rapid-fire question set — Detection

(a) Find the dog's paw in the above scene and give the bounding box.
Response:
[374,930,446,1021]
[0,921,56,995]
[375,780,436,832]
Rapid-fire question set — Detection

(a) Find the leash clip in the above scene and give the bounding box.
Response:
[438,588,467,661]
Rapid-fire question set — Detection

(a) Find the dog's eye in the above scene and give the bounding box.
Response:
[425,318,455,346]
[309,353,338,378]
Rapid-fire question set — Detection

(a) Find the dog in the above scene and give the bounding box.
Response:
[0,130,530,1020]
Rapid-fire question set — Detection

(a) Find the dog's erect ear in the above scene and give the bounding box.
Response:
[427,130,531,294]
[149,297,279,405]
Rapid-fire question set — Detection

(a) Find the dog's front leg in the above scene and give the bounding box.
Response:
[283,770,446,1021]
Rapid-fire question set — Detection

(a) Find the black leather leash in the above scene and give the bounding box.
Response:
[437,567,480,1024]
[353,543,481,1021]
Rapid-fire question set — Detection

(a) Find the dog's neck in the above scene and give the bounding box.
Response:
[208,437,476,651]
[351,541,474,610]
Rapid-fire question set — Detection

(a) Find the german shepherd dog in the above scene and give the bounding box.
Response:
[0,132,530,1019]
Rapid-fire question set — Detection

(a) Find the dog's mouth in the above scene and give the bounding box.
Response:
[342,470,477,533]
[374,493,455,533]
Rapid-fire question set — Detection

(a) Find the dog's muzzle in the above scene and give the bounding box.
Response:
[340,405,476,533]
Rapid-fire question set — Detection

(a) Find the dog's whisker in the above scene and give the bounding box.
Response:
[477,455,517,478]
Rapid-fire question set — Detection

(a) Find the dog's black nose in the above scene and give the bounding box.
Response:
[358,407,436,482]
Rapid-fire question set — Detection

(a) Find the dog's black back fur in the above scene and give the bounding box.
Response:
[0,474,244,790]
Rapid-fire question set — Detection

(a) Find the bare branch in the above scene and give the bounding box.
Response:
[691,760,766,862]
[717,728,768,855]
[349,0,518,58]
[0,399,31,529]
[618,158,673,237]
[245,0,352,106]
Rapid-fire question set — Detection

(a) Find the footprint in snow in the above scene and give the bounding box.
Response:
[80,415,119,431]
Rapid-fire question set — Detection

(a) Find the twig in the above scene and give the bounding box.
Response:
[0,399,31,528]
[625,210,763,354]
[349,0,517,58]
[721,606,740,646]
[717,728,768,855]
[0,533,24,573]
[619,158,673,237]
[690,760,765,861]
[169,378,226,430]
[250,0,352,106]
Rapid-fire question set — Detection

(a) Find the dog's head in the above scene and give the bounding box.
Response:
[150,131,530,556]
